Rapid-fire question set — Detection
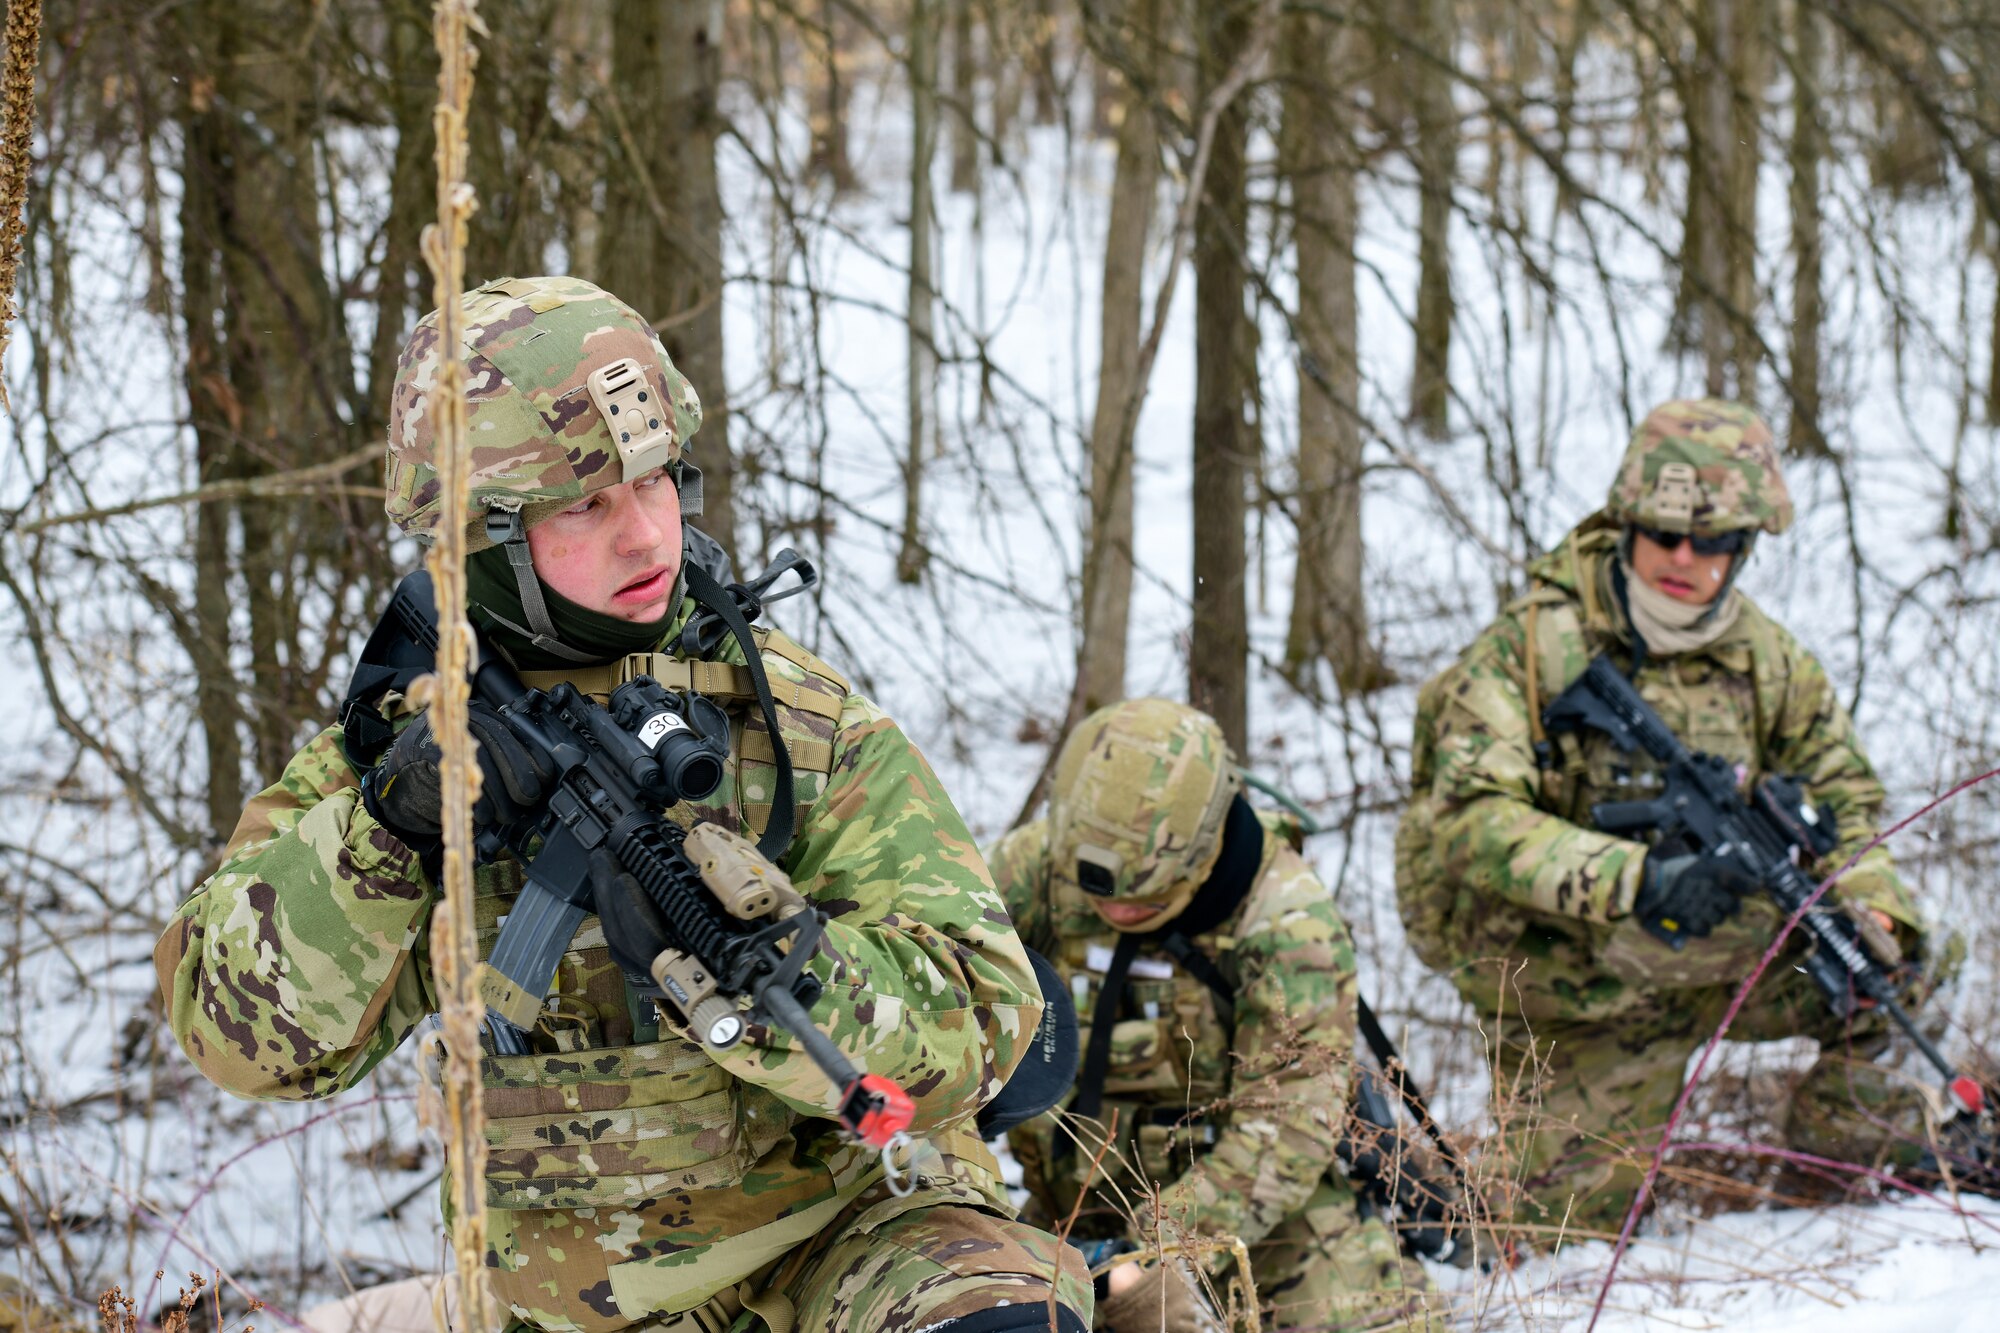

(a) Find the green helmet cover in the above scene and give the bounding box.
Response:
[385,275,703,550]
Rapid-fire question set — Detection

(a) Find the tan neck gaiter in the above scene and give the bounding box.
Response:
[1620,554,1744,655]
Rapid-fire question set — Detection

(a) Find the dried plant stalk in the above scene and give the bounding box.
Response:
[0,0,43,409]
[419,2,495,1330]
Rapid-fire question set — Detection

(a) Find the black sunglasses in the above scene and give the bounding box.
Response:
[1633,525,1748,557]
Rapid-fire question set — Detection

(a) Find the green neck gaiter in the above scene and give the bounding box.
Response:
[466,543,687,669]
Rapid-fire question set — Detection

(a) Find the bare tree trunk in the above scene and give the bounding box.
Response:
[1075,0,1160,720]
[1243,285,1266,615]
[551,3,609,279]
[1087,22,1120,138]
[1189,0,1251,752]
[950,0,980,193]
[603,0,738,564]
[1535,0,1592,470]
[809,0,858,191]
[1282,9,1386,693]
[660,1,737,563]
[199,0,352,781]
[1684,0,1735,396]
[177,17,244,841]
[465,0,554,283]
[1031,0,1059,124]
[984,0,1018,165]
[1408,0,1456,437]
[1862,5,1946,197]
[1725,0,1764,400]
[899,0,939,583]
[1549,0,1590,220]
[1472,4,1506,206]
[1988,219,2000,428]
[1787,0,1826,455]
[368,0,437,435]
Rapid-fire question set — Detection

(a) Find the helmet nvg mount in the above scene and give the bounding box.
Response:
[1046,698,1243,933]
[1605,398,1792,537]
[385,274,705,549]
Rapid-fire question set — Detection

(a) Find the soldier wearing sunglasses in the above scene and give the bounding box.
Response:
[1395,399,1955,1233]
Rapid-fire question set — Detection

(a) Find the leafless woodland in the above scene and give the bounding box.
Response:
[2,0,2000,1321]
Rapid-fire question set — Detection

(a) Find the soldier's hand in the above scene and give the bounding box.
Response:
[361,701,552,847]
[591,847,673,986]
[1096,1259,1222,1333]
[1635,851,1756,944]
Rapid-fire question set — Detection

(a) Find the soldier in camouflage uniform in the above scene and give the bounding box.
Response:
[1397,398,1948,1233]
[991,699,1441,1333]
[154,276,1091,1333]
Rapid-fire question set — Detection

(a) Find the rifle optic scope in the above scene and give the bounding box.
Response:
[605,678,731,807]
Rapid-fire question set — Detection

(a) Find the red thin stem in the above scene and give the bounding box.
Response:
[1667,1139,2000,1237]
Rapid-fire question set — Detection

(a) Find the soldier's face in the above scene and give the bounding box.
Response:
[1629,529,1732,604]
[527,467,684,621]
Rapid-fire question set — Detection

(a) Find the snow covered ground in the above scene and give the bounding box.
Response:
[4,29,1999,1331]
[1439,1194,2000,1331]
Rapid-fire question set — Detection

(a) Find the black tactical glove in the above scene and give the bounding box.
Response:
[590,847,673,987]
[360,701,552,848]
[1634,851,1757,946]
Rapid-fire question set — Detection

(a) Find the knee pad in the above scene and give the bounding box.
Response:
[924,1302,1090,1333]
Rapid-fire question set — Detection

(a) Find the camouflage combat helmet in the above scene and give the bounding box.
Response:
[385,274,705,551]
[1046,698,1243,932]
[1605,398,1792,536]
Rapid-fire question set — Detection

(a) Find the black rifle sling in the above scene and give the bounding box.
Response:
[1159,933,1234,1038]
[1353,996,1401,1075]
[681,562,796,861]
[1354,994,1471,1188]
[1069,931,1139,1127]
[338,585,448,770]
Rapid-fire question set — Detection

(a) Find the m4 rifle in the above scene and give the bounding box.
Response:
[1543,654,1984,1122]
[345,569,915,1153]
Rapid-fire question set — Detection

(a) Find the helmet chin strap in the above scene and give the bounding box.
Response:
[480,506,598,663]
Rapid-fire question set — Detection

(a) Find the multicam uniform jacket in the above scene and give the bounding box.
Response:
[1396,515,1922,1022]
[987,814,1360,1254]
[155,607,1041,1331]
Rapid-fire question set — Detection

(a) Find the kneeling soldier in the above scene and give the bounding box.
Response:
[990,699,1441,1333]
[156,276,1090,1333]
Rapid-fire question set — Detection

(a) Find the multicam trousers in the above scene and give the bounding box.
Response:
[1494,962,1941,1234]
[486,1178,1091,1333]
[1249,1179,1446,1333]
[714,1182,1094,1333]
